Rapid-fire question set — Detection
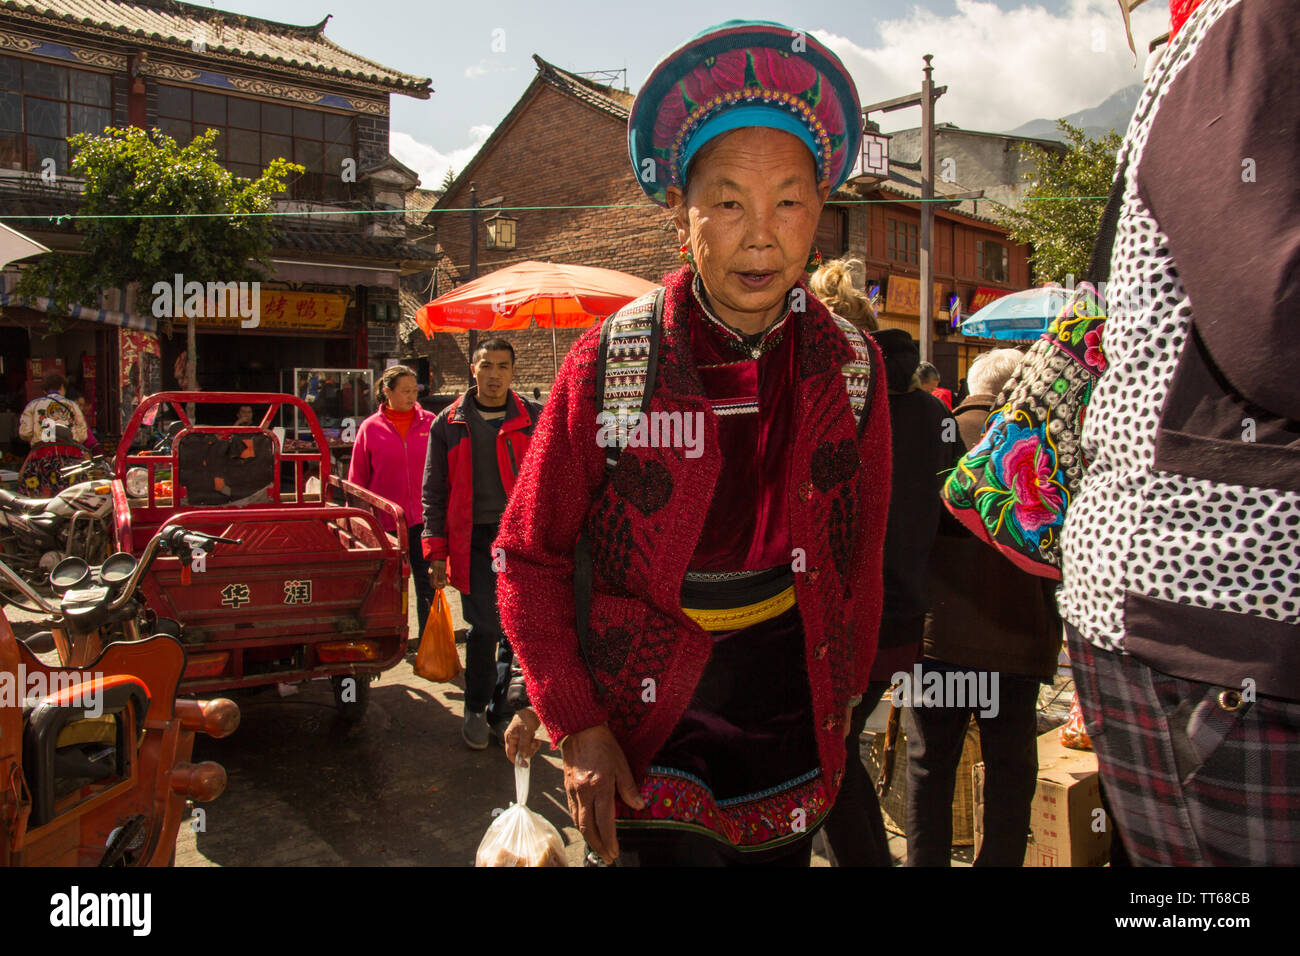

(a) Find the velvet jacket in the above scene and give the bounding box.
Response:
[495,266,892,803]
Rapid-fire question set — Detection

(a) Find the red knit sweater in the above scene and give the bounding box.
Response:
[494,266,892,803]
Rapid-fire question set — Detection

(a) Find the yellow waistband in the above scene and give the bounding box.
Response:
[682,584,796,632]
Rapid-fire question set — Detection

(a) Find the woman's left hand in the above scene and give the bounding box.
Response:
[844,704,854,739]
[504,707,543,766]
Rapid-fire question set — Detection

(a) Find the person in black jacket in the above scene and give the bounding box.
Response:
[821,329,957,866]
[906,348,1062,867]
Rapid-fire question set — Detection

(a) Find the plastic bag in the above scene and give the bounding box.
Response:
[475,760,567,867]
[414,588,462,682]
[1060,695,1093,751]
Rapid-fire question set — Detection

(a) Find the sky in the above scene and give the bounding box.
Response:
[207,0,1171,188]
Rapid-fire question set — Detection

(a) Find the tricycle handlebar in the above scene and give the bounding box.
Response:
[108,527,240,612]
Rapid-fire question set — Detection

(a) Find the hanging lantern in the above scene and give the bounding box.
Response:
[859,121,890,179]
[484,211,518,251]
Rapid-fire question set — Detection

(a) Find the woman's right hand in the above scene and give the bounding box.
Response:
[561,724,645,864]
[427,559,447,590]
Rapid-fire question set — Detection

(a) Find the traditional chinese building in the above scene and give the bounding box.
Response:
[829,124,1067,390]
[0,0,435,450]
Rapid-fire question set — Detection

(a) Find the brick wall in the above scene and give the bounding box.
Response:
[419,82,679,393]
[434,84,679,285]
[356,114,389,169]
[415,326,587,397]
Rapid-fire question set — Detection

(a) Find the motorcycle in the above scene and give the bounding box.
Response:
[0,425,180,594]
[0,458,116,595]
[0,525,240,866]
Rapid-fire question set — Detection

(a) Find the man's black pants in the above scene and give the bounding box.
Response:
[460,523,514,722]
[904,663,1040,867]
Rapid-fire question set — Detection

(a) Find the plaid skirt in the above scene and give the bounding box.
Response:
[1067,624,1300,866]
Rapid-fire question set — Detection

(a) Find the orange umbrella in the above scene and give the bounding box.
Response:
[416,260,656,334]
[416,260,657,379]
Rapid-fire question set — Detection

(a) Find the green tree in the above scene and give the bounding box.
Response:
[17,126,302,323]
[440,166,457,192]
[996,120,1123,283]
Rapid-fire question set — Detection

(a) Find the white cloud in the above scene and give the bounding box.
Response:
[390,124,494,190]
[816,0,1169,134]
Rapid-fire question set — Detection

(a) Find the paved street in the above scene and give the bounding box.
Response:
[9,580,907,867]
[169,582,865,866]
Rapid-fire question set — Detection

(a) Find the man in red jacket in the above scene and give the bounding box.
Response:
[421,338,541,750]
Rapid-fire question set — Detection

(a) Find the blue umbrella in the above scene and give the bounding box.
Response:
[960,287,1071,341]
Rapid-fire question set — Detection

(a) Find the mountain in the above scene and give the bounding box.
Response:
[1007,84,1141,141]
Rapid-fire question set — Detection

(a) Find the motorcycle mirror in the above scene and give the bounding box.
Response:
[49,555,91,593]
[100,552,138,588]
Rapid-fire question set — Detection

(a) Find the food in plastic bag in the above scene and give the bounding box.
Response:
[475,759,567,867]
[1060,695,1093,751]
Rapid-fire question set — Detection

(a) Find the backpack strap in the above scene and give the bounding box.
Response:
[595,286,664,469]
[576,286,663,694]
[1088,158,1128,285]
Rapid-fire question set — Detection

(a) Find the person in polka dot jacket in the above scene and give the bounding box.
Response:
[1059,0,1300,866]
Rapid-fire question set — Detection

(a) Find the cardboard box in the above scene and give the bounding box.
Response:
[973,729,1111,866]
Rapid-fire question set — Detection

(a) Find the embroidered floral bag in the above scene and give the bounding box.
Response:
[940,283,1108,580]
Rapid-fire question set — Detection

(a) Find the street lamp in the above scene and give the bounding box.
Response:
[860,56,946,366]
[484,211,517,251]
[860,120,890,179]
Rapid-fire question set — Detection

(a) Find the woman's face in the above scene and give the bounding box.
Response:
[667,127,829,334]
[385,374,418,411]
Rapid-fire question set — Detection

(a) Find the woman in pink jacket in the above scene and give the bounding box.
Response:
[348,365,437,641]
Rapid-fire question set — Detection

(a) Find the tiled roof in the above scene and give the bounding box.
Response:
[274,227,438,263]
[856,164,1005,227]
[0,0,431,95]
[404,187,440,225]
[532,55,632,119]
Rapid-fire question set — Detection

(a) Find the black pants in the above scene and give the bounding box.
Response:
[821,680,893,867]
[904,663,1041,867]
[459,523,513,720]
[408,523,435,640]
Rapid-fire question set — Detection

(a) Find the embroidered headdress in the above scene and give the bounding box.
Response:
[628,20,862,207]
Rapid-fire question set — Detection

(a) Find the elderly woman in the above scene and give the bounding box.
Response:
[496,20,891,867]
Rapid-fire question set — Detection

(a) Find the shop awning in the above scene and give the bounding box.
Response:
[0,285,156,333]
[0,222,49,268]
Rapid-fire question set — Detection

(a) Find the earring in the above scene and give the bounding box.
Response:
[805,248,823,274]
[679,243,696,271]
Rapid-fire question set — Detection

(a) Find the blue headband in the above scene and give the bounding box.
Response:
[679,105,822,182]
